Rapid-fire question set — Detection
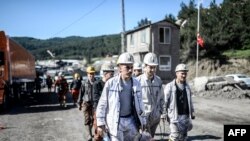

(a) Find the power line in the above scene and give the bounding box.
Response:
[51,0,107,38]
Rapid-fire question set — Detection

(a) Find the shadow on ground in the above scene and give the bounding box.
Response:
[188,134,221,140]
[1,90,78,115]
[153,133,221,141]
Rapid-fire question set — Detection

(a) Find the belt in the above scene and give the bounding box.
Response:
[120,114,132,118]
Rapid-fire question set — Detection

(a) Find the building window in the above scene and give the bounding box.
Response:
[130,34,134,46]
[141,30,146,43]
[159,27,171,44]
[159,55,171,71]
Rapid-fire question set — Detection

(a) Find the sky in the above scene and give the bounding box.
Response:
[0,0,223,39]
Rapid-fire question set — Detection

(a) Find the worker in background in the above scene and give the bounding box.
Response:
[163,63,195,141]
[79,66,96,141]
[34,73,42,94]
[96,52,146,141]
[46,75,53,93]
[133,62,143,77]
[136,52,164,138]
[70,73,82,107]
[54,72,69,107]
[93,62,115,141]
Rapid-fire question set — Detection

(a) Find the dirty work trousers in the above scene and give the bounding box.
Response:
[169,115,193,141]
[58,89,67,105]
[110,116,139,141]
[83,102,94,139]
[146,111,161,137]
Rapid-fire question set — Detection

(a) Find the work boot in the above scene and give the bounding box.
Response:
[63,103,67,108]
[62,101,67,108]
[73,102,78,107]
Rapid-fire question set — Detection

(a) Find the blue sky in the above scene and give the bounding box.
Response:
[0,0,222,39]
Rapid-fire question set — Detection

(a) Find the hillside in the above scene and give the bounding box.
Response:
[12,34,250,79]
[12,34,121,61]
[187,58,250,81]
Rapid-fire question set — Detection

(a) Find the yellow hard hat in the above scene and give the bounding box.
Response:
[86,66,96,73]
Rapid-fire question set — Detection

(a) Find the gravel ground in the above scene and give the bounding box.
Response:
[0,89,86,141]
[1,88,250,141]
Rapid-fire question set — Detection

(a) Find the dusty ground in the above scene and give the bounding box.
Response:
[188,96,250,140]
[155,95,250,141]
[1,88,249,141]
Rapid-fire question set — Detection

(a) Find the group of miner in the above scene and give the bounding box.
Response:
[54,52,195,141]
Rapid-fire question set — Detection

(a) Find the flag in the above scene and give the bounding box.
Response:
[197,33,204,48]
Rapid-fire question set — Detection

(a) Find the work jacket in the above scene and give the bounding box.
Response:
[79,78,96,103]
[136,74,164,121]
[96,74,146,136]
[70,79,82,90]
[164,79,195,123]
[93,79,105,110]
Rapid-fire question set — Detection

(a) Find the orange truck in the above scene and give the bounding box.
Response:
[0,31,36,110]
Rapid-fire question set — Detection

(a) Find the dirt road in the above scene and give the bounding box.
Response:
[0,90,86,141]
[187,96,250,141]
[155,95,250,141]
[1,89,250,141]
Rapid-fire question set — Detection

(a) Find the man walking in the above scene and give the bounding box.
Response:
[136,52,164,138]
[133,62,143,77]
[54,73,68,107]
[70,73,82,107]
[96,52,146,141]
[79,66,96,141]
[93,62,115,141]
[163,64,195,141]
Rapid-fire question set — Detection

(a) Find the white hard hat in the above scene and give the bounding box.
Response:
[58,72,64,76]
[143,52,158,66]
[175,63,189,72]
[101,62,114,72]
[133,62,142,70]
[117,52,134,65]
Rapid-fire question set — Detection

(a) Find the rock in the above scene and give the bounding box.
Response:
[193,76,208,92]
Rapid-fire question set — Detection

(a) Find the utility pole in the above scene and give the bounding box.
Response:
[196,0,201,78]
[121,0,126,53]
